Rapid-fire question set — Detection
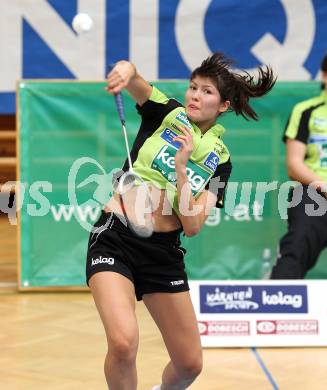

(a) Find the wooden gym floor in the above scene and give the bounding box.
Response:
[0,214,17,287]
[1,216,327,389]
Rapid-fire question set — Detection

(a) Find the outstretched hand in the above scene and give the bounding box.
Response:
[173,125,193,169]
[106,61,136,95]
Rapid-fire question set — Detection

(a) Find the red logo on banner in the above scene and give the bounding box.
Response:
[198,321,250,336]
[256,320,319,335]
[256,320,277,334]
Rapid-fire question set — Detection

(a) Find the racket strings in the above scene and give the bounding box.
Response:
[118,172,154,237]
[113,91,154,237]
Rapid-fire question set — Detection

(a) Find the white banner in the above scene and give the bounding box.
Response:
[190,280,327,347]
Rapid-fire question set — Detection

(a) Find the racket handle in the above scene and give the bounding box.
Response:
[114,93,126,124]
[108,63,126,124]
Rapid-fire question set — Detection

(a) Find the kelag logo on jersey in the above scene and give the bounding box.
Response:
[199,285,308,314]
[204,152,219,172]
[175,112,192,129]
[160,128,181,149]
[152,145,210,194]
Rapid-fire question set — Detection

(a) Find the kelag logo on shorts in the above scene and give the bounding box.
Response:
[152,145,210,194]
[199,285,308,314]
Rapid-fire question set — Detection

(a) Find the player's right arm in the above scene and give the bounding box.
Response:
[106,60,152,106]
[286,139,322,186]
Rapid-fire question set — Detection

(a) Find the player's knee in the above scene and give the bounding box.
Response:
[108,334,138,363]
[176,354,203,380]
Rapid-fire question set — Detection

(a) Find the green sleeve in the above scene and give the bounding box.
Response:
[284,104,302,140]
[149,86,169,104]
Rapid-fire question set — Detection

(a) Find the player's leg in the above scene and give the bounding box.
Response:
[89,272,139,390]
[143,291,202,390]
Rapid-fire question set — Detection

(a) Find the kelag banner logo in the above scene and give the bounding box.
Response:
[200,285,308,313]
[1,0,327,113]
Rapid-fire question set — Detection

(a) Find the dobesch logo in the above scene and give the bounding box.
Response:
[257,320,319,335]
[200,285,308,313]
[256,320,277,334]
[198,322,207,335]
[198,321,250,336]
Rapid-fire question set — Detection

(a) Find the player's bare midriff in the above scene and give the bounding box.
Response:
[104,184,182,232]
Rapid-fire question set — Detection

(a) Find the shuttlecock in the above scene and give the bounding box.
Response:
[72,13,93,33]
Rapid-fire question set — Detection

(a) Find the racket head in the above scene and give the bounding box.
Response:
[117,171,154,238]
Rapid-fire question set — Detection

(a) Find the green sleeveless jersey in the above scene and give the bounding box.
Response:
[284,91,327,181]
[120,86,232,213]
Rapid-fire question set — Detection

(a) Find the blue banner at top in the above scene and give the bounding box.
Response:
[1,0,327,113]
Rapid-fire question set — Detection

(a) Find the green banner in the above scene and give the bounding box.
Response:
[17,81,327,288]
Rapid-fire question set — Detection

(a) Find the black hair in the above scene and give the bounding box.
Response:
[191,52,276,121]
[321,54,327,72]
[321,54,327,90]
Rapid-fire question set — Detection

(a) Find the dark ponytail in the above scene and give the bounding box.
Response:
[321,53,327,90]
[191,52,277,121]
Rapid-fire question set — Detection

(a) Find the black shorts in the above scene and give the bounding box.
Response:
[86,211,189,301]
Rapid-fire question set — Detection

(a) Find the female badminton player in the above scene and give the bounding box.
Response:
[86,53,276,390]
